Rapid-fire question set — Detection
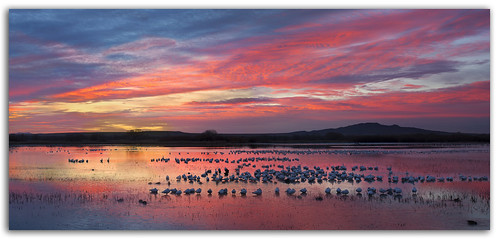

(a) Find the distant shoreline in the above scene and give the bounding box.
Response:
[9,123,489,147]
[9,141,490,149]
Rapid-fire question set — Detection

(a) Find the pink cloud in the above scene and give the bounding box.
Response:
[9,10,490,133]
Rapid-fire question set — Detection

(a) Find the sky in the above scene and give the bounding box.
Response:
[8,9,490,134]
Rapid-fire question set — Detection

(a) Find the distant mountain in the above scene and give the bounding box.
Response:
[308,122,448,136]
[10,122,488,145]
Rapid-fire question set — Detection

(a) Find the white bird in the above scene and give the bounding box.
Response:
[218,188,228,195]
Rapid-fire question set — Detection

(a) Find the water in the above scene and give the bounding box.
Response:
[9,144,490,230]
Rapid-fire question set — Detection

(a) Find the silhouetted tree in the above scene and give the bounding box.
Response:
[200,130,218,141]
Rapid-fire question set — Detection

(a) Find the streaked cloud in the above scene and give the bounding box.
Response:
[9,9,490,133]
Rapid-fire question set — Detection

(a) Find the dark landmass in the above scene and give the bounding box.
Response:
[9,122,489,146]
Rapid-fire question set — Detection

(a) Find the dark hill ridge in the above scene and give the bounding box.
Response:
[309,122,447,136]
[10,123,488,145]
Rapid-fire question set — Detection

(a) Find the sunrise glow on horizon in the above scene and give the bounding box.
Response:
[8,9,490,134]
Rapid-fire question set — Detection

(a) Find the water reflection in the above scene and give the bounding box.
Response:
[9,144,490,229]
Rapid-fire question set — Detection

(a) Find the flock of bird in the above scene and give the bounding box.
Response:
[60,148,488,199]
[67,158,110,163]
[150,156,300,165]
[149,185,412,197]
[162,164,488,185]
[147,161,488,198]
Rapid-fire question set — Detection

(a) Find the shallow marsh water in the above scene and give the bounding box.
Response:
[9,144,489,230]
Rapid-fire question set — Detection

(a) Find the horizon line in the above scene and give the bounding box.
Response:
[9,122,490,135]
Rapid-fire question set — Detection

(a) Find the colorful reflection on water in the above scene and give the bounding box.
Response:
[9,144,490,229]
